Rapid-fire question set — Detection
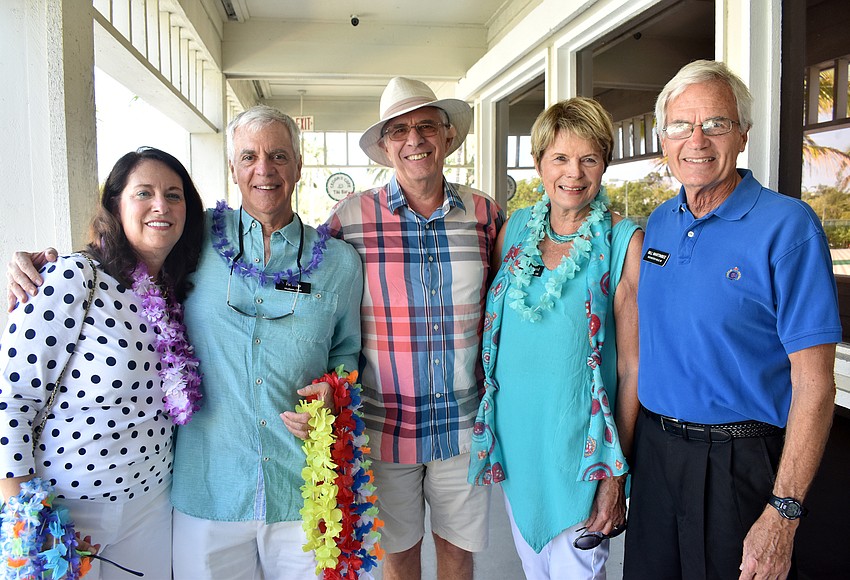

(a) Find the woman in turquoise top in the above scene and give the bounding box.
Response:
[469,98,643,579]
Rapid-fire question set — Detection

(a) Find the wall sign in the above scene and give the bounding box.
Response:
[326,172,355,201]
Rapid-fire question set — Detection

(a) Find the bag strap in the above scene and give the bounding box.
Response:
[32,255,98,449]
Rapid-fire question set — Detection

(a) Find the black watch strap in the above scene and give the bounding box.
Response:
[768,494,808,519]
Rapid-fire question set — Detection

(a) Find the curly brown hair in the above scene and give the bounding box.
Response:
[85,147,205,300]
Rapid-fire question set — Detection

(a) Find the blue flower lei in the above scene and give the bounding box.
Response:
[506,190,609,322]
[0,478,85,579]
[211,200,330,286]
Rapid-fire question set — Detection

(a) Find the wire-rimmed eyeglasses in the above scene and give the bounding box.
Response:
[661,117,741,140]
[382,121,449,141]
[572,523,627,551]
[226,211,304,320]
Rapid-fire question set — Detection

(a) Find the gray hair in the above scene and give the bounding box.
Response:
[655,60,753,135]
[226,105,302,163]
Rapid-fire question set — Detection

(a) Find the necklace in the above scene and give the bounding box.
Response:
[506,190,608,322]
[544,218,582,244]
[211,201,329,286]
[130,263,202,425]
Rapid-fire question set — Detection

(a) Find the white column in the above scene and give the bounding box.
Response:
[0,0,97,329]
[718,0,782,189]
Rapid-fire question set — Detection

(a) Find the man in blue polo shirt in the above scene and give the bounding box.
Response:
[623,60,841,580]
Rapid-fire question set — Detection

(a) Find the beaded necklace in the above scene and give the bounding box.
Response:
[544,219,582,244]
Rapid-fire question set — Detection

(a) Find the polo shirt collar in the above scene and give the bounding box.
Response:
[385,175,467,214]
[672,169,758,221]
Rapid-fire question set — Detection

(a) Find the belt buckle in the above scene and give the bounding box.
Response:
[659,415,680,433]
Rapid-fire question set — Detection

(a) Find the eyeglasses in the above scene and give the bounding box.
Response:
[226,269,301,320]
[661,117,741,140]
[572,524,627,551]
[382,121,448,141]
[226,211,304,320]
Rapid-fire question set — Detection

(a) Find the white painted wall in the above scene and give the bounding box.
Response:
[462,0,784,199]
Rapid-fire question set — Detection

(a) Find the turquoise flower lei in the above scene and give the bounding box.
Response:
[0,478,84,579]
[507,190,609,322]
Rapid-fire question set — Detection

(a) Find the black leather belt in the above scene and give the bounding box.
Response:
[642,406,784,443]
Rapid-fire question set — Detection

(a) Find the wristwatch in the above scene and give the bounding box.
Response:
[768,495,808,519]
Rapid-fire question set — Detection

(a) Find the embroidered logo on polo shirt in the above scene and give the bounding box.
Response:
[726,267,742,281]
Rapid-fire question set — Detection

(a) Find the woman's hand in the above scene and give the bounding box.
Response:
[75,533,101,556]
[583,475,627,534]
[280,381,336,440]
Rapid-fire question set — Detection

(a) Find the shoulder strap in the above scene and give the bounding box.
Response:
[32,255,98,450]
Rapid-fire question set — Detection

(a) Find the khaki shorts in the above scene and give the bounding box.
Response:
[371,452,491,554]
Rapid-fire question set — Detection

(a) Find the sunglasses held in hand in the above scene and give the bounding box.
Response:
[573,523,627,550]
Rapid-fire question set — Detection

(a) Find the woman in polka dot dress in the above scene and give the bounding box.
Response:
[0,147,205,579]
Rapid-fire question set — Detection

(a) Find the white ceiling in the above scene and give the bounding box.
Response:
[225,0,511,27]
[214,0,528,101]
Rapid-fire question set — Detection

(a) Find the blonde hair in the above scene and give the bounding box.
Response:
[530,97,615,168]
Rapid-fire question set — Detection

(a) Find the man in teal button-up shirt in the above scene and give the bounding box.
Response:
[169,106,362,579]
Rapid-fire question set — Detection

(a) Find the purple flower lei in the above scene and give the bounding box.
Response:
[130,263,203,425]
[211,200,330,286]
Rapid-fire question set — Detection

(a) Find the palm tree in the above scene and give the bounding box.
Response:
[803,66,850,191]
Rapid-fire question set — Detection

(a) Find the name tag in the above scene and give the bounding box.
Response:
[643,248,670,267]
[275,280,312,294]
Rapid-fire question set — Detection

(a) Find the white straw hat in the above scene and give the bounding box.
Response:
[359,77,473,167]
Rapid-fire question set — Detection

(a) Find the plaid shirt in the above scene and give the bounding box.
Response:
[327,176,504,463]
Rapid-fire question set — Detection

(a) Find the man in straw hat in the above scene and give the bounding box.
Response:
[327,77,504,579]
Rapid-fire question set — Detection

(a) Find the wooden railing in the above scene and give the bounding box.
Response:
[612,114,661,164]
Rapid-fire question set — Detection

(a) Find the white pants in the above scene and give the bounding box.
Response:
[172,509,320,580]
[505,494,609,580]
[62,483,172,580]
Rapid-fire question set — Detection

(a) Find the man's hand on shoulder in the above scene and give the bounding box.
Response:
[6,248,58,312]
[738,506,798,580]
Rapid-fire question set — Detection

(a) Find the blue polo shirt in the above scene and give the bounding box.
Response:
[638,170,841,426]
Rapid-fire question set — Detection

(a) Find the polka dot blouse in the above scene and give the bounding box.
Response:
[0,255,174,502]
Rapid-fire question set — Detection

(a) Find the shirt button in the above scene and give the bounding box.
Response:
[315,293,322,299]
[687,231,695,238]
[251,222,257,228]
[433,324,439,331]
[431,289,436,296]
[254,338,261,345]
[260,419,267,427]
[263,456,270,462]
[428,255,434,262]
[434,358,440,365]
[256,378,263,385]
[254,257,260,263]
[256,298,263,304]
[435,392,443,398]
[425,224,430,229]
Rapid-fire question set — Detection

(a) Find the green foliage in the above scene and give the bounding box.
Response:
[803,185,850,247]
[604,172,678,220]
[507,172,679,222]
[507,177,543,215]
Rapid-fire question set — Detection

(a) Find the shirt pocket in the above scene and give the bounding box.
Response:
[288,288,339,343]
